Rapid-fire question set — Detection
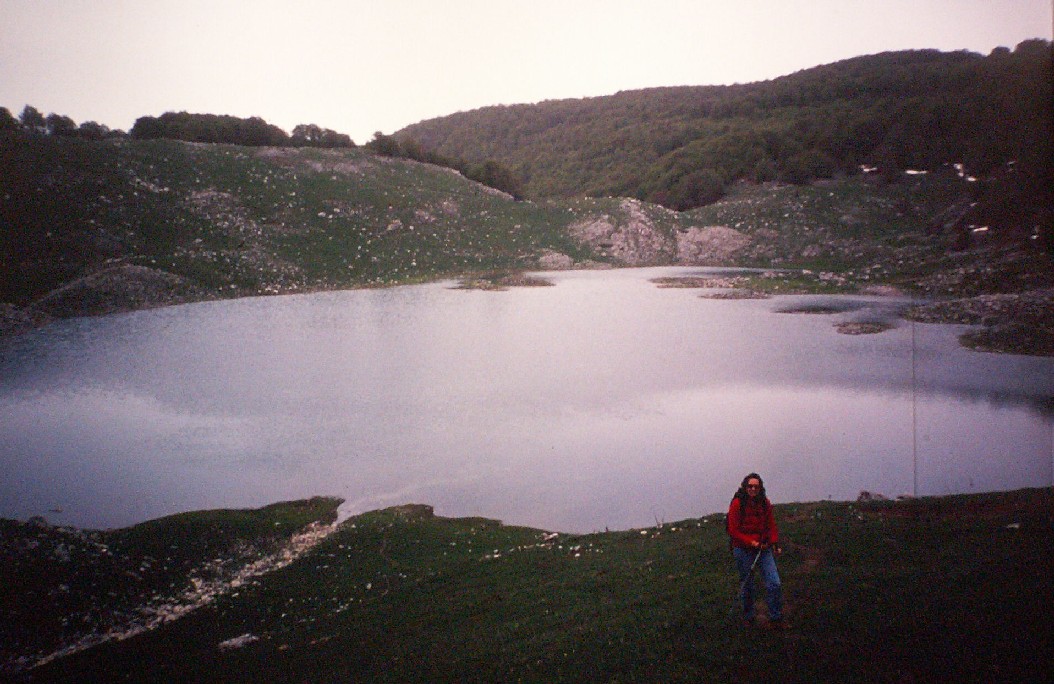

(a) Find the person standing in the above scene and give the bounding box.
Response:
[727,472,783,628]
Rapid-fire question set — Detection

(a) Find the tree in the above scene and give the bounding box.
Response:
[366,131,401,157]
[780,150,836,185]
[130,115,164,139]
[292,124,354,148]
[0,106,19,131]
[467,160,525,200]
[318,128,353,148]
[667,169,725,210]
[45,113,77,136]
[19,105,46,132]
[77,121,112,140]
[292,123,324,145]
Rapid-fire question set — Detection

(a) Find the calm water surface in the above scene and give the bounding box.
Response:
[2,267,1051,532]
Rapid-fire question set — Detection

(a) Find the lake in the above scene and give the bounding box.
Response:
[1,267,1051,533]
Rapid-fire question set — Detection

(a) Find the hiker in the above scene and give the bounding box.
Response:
[727,472,783,628]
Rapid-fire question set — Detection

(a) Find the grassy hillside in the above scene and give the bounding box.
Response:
[4,490,1050,682]
[1,134,590,310]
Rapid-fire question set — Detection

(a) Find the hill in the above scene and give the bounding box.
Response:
[397,43,1053,221]
[3,489,1051,682]
[0,134,588,318]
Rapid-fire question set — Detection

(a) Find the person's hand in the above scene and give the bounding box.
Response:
[751,540,762,549]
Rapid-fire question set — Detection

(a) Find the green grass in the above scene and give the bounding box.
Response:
[0,497,341,672]
[7,489,1050,683]
[1,134,588,304]
[683,178,947,273]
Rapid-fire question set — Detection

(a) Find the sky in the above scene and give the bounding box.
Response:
[1,0,1051,145]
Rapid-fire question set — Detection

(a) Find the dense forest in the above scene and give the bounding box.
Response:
[397,41,1053,215]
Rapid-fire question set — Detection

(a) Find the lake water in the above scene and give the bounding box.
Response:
[1,267,1051,533]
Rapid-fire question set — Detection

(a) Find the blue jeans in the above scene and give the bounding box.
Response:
[733,547,782,621]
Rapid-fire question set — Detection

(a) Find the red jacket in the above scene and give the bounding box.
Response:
[727,496,778,549]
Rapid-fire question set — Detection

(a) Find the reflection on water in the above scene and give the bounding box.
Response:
[1,267,1052,533]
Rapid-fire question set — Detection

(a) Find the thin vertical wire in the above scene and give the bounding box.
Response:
[912,318,918,498]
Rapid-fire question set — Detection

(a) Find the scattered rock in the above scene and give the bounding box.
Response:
[537,250,575,270]
[218,633,259,650]
[860,285,905,297]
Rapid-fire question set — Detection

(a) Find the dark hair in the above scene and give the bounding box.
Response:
[727,473,771,536]
[736,472,767,502]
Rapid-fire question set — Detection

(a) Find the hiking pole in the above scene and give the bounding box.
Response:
[740,547,763,594]
[732,546,764,615]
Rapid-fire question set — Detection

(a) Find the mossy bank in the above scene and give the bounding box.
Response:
[3,489,1050,682]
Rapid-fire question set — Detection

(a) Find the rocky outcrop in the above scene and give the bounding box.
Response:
[675,225,752,264]
[568,199,675,265]
[567,198,754,267]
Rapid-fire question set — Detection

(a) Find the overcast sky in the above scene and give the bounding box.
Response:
[2,0,1050,144]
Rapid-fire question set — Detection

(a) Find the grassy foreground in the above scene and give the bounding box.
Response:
[4,489,1050,683]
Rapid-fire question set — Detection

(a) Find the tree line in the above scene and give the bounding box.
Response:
[364,132,525,200]
[1,106,356,149]
[129,112,354,148]
[1,105,124,140]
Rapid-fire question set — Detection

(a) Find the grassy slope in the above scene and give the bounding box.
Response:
[1,135,591,309]
[0,498,342,675]
[685,174,1052,292]
[9,490,1051,683]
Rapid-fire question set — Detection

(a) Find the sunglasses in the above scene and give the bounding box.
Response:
[746,483,761,489]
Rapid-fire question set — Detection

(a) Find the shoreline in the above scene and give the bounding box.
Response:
[3,265,1052,355]
[5,488,1051,680]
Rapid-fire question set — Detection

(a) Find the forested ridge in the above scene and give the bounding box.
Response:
[397,42,1053,214]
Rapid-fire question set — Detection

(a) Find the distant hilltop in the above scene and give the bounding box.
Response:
[397,42,1053,214]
